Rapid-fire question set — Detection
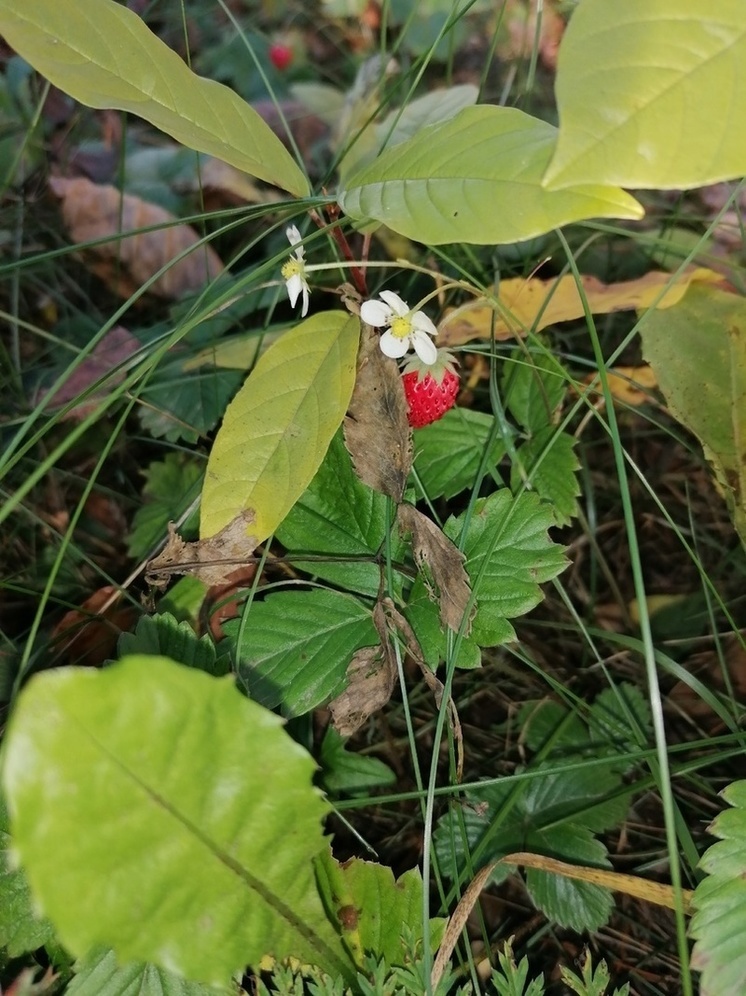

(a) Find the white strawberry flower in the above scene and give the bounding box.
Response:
[360,290,438,365]
[281,225,310,317]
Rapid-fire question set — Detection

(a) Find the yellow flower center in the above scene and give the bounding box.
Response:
[282,259,302,280]
[390,315,412,339]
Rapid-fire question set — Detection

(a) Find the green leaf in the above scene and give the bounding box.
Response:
[127,454,202,559]
[375,84,478,155]
[67,947,228,996]
[1,656,353,987]
[512,429,581,527]
[276,431,402,598]
[0,0,309,196]
[544,0,746,191]
[445,490,568,646]
[404,581,482,670]
[524,825,613,933]
[228,589,378,716]
[691,779,746,996]
[639,284,746,546]
[118,613,229,677]
[200,313,360,543]
[138,361,244,445]
[315,850,444,968]
[411,408,506,501]
[502,348,568,434]
[0,794,54,956]
[319,728,396,795]
[338,105,643,246]
[434,769,619,933]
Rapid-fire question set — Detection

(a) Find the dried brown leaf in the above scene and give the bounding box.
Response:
[145,512,257,589]
[49,175,224,300]
[40,325,139,419]
[397,504,472,635]
[438,268,725,347]
[328,645,396,737]
[343,325,412,501]
[379,597,464,781]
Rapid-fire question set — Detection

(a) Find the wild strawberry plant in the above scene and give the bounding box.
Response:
[0,1,745,994]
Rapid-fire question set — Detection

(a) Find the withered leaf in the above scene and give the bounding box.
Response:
[328,645,396,737]
[398,504,473,635]
[378,597,464,781]
[343,325,412,502]
[41,325,139,419]
[146,512,257,589]
[49,175,224,300]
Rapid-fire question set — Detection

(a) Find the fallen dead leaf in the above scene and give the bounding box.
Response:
[439,268,725,347]
[49,175,224,300]
[343,325,412,502]
[51,585,138,667]
[501,0,565,71]
[196,156,281,207]
[146,512,257,589]
[398,503,473,635]
[40,325,140,419]
[581,364,659,407]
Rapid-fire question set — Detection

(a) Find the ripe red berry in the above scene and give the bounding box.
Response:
[268,42,293,71]
[401,367,459,428]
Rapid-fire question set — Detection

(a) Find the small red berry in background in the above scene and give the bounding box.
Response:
[401,349,459,428]
[268,41,294,71]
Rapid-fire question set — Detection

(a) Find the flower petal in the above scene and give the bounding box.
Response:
[379,329,410,359]
[361,299,394,327]
[411,329,438,365]
[286,272,302,308]
[411,310,438,338]
[300,282,310,317]
[378,289,409,316]
[286,224,302,247]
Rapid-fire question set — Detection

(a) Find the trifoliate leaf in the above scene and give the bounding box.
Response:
[411,408,506,501]
[67,946,229,996]
[276,431,406,598]
[512,429,581,527]
[445,490,568,647]
[319,728,395,795]
[691,780,746,996]
[117,612,229,677]
[502,348,568,434]
[138,361,243,444]
[228,589,378,716]
[0,795,54,956]
[127,454,202,559]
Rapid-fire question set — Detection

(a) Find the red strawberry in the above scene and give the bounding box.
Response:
[268,42,294,71]
[401,350,459,428]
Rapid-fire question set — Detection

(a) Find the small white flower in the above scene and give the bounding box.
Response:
[360,290,438,365]
[281,225,310,317]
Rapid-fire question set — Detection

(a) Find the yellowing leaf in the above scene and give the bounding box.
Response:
[544,0,746,190]
[339,105,643,246]
[0,0,308,196]
[200,313,360,542]
[439,268,723,346]
[640,284,746,546]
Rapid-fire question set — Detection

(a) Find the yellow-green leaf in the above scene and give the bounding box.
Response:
[200,312,360,542]
[0,0,309,197]
[544,0,746,190]
[639,284,746,546]
[338,105,643,246]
